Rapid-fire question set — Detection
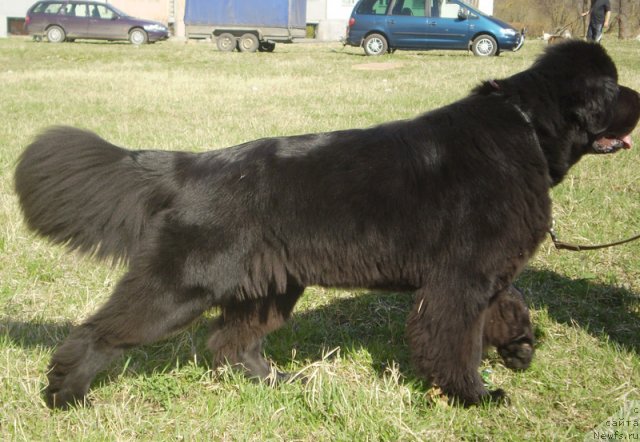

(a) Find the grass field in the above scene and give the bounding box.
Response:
[1,36,639,441]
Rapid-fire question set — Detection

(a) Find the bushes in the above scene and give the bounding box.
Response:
[494,0,640,39]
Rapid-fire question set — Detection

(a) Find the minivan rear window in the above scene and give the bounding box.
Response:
[356,0,391,15]
[32,2,64,14]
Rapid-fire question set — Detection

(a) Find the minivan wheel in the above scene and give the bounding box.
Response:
[129,28,148,45]
[471,35,498,56]
[363,33,388,56]
[46,26,65,43]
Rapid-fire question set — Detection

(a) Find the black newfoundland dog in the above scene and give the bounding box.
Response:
[15,41,640,409]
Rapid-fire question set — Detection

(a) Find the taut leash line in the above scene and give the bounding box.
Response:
[549,224,640,251]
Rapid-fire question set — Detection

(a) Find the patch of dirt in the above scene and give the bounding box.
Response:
[351,62,404,71]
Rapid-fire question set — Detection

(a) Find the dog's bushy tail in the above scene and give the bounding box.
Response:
[15,127,178,263]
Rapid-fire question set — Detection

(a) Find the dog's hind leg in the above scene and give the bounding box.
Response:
[208,282,305,382]
[45,270,211,409]
[483,286,534,371]
[406,283,504,406]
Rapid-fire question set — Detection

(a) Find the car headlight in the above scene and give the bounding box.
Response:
[501,28,517,36]
[144,24,167,32]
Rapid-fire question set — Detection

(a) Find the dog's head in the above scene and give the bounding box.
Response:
[589,85,640,154]
[533,41,640,158]
[475,41,640,184]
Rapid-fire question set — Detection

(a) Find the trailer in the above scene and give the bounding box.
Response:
[184,0,307,52]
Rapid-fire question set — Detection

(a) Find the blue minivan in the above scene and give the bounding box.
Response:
[345,0,524,56]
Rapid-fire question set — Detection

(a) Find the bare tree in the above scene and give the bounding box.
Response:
[616,0,633,39]
[532,0,582,33]
[582,0,590,38]
[494,0,639,38]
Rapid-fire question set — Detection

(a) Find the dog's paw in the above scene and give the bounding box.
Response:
[485,388,510,406]
[44,386,89,410]
[498,338,534,371]
[447,387,509,407]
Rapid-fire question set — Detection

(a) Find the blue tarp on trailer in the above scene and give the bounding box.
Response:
[184,0,306,28]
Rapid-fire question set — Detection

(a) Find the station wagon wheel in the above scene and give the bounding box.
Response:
[46,26,65,43]
[363,33,388,56]
[238,33,259,53]
[471,34,498,56]
[216,33,236,52]
[129,28,148,45]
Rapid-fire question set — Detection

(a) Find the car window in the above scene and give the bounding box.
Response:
[74,4,89,17]
[438,0,461,19]
[90,4,117,20]
[60,3,90,17]
[428,0,440,17]
[33,2,64,14]
[59,4,73,15]
[356,0,391,15]
[391,0,427,17]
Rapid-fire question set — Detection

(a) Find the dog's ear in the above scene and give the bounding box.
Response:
[571,75,619,135]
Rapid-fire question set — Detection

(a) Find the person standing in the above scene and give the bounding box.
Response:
[581,0,612,43]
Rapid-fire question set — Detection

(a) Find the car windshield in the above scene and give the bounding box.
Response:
[453,0,486,17]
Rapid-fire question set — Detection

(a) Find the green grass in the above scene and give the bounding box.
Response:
[1,36,639,441]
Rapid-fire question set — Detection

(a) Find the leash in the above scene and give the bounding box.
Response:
[556,13,587,34]
[549,222,640,251]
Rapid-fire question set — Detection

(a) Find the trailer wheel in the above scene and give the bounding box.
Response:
[238,33,259,53]
[259,41,276,52]
[216,33,236,52]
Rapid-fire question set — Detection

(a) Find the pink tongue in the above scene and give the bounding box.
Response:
[622,134,633,149]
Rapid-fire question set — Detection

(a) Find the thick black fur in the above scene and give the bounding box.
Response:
[14,41,640,409]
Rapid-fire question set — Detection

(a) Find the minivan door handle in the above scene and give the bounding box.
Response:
[388,19,395,25]
[428,21,437,26]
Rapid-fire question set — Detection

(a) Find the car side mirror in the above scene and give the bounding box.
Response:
[112,15,119,20]
[458,8,469,20]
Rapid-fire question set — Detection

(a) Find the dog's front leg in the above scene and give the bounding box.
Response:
[406,285,505,406]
